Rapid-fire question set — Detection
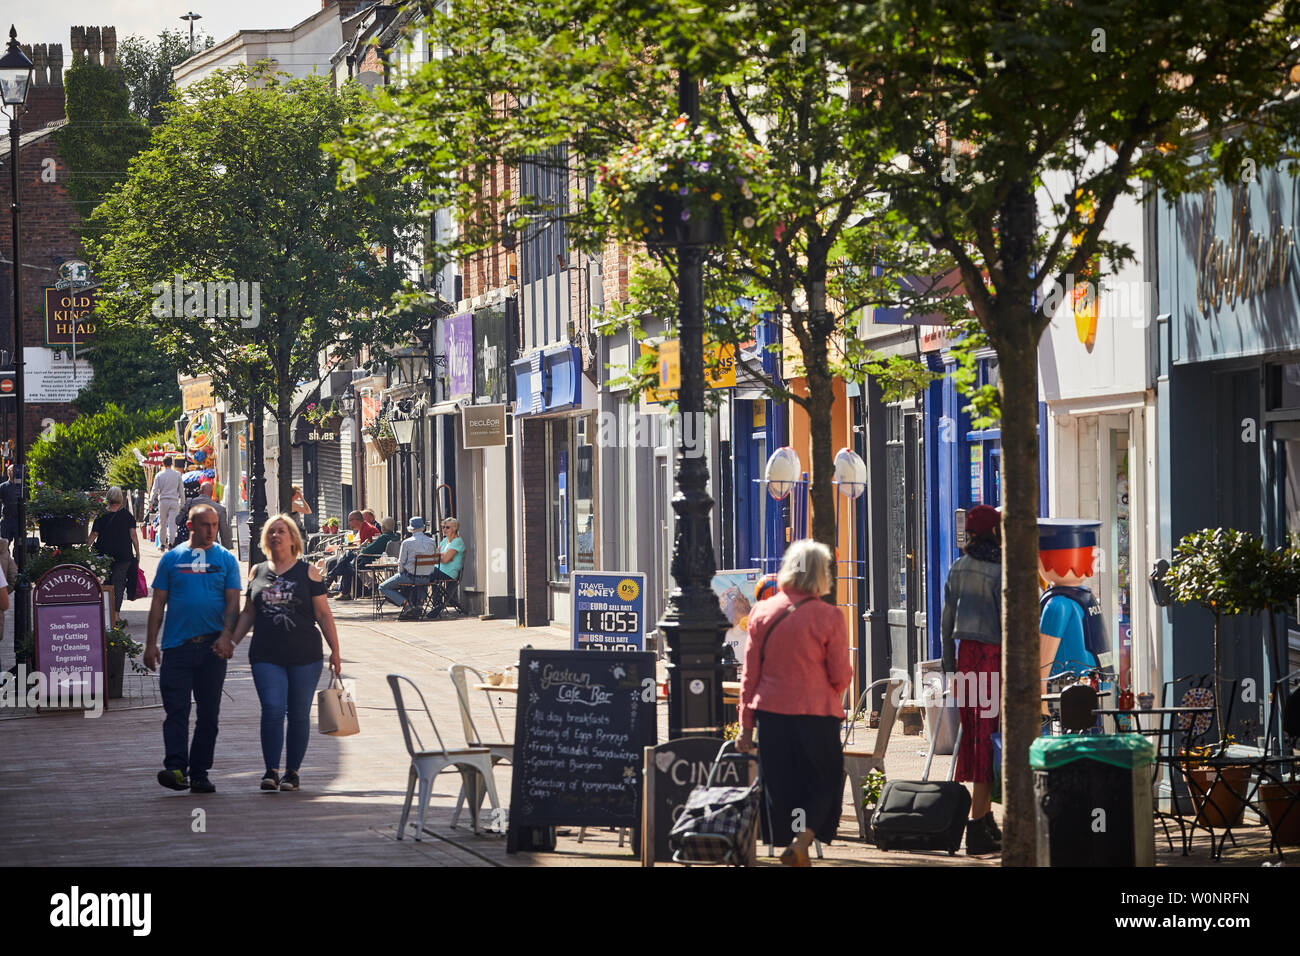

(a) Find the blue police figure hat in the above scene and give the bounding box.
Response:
[1037,518,1101,551]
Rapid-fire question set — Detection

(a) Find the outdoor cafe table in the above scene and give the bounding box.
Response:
[1092,705,1213,736]
[356,560,399,619]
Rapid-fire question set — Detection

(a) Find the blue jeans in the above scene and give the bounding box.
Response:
[159,638,228,778]
[380,572,431,608]
[251,659,325,773]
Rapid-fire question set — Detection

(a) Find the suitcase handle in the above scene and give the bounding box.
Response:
[707,739,760,788]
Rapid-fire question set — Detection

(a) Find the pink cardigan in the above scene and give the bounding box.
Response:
[739,588,852,730]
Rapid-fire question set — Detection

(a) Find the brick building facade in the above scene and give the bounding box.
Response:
[0,29,116,462]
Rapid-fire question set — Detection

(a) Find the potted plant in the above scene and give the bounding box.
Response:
[860,769,887,844]
[1258,776,1300,845]
[29,483,104,546]
[104,621,146,700]
[592,115,764,248]
[18,543,112,586]
[1163,528,1264,736]
[366,415,398,461]
[303,399,343,432]
[1179,744,1251,828]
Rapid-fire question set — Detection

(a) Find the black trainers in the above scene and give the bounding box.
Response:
[189,776,216,794]
[397,605,420,621]
[984,811,1002,841]
[965,817,1000,855]
[261,770,280,791]
[158,769,189,791]
[279,771,300,792]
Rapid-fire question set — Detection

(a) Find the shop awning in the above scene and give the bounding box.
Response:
[428,401,463,416]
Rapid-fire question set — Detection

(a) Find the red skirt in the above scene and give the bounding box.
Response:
[953,640,1000,784]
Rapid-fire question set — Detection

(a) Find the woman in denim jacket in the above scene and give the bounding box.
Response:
[940,504,1003,855]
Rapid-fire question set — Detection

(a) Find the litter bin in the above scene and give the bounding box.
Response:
[1030,734,1155,867]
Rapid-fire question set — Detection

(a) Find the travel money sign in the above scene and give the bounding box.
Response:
[571,571,646,651]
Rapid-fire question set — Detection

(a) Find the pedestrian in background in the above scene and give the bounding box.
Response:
[148,456,184,550]
[144,505,242,793]
[939,503,1003,855]
[289,486,311,533]
[87,485,140,614]
[737,539,851,867]
[179,480,232,549]
[0,465,20,543]
[216,514,341,792]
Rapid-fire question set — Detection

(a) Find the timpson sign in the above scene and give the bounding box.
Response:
[461,403,507,449]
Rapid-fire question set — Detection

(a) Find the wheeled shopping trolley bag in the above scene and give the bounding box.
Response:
[668,740,762,866]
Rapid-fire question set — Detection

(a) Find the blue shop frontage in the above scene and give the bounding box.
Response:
[1155,165,1300,746]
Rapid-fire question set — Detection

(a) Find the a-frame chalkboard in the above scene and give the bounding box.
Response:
[506,648,657,854]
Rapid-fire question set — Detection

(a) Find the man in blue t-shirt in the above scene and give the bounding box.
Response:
[143,504,242,793]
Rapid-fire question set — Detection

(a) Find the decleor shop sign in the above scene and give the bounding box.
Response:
[461,403,507,449]
[44,288,97,346]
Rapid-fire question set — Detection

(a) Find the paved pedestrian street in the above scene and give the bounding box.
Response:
[0,542,1280,869]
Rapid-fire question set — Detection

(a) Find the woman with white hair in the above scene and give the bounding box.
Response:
[737,539,852,867]
[88,486,140,613]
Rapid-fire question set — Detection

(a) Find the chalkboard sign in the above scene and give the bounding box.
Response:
[507,648,658,853]
[641,736,755,865]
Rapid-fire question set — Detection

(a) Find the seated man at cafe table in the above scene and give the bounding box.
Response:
[337,516,399,600]
[320,511,368,586]
[380,517,442,619]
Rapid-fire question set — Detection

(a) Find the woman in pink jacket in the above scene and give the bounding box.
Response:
[737,540,853,867]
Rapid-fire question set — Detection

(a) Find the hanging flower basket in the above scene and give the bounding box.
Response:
[593,115,764,249]
[38,515,90,546]
[373,435,399,461]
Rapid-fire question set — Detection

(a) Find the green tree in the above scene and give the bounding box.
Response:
[53,53,180,414]
[86,63,424,519]
[28,404,179,491]
[117,29,214,126]
[335,0,959,557]
[104,428,177,491]
[819,0,1300,864]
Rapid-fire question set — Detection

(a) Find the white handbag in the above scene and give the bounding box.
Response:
[317,674,360,736]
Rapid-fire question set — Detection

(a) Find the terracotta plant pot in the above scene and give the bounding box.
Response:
[38,515,90,546]
[1187,765,1251,828]
[1259,781,1300,845]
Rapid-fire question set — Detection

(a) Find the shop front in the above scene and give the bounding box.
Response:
[512,344,599,626]
[1156,165,1300,744]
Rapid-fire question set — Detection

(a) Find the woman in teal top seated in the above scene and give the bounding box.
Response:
[430,516,465,614]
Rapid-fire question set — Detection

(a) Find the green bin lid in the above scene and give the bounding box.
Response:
[1029,734,1155,771]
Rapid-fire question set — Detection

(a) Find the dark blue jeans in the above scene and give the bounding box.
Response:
[159,638,228,778]
[251,660,325,774]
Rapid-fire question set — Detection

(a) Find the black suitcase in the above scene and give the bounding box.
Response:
[871,697,971,855]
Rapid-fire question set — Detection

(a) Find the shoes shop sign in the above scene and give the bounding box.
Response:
[31,564,108,712]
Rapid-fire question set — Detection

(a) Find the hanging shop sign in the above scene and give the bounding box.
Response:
[640,340,736,403]
[461,403,507,449]
[54,259,93,290]
[472,304,509,404]
[511,345,583,416]
[571,571,646,651]
[181,376,214,412]
[44,288,97,347]
[445,311,474,399]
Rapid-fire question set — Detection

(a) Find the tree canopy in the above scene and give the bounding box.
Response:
[86,64,426,509]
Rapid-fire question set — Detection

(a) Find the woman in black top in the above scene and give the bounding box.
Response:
[87,486,140,613]
[217,514,342,792]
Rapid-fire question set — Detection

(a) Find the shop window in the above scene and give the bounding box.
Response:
[575,415,595,571]
[1267,363,1300,411]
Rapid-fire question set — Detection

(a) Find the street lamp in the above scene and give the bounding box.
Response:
[2,25,35,665]
[180,12,202,55]
[656,67,731,740]
[391,414,416,531]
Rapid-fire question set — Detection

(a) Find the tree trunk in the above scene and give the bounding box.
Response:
[995,317,1043,867]
[249,399,268,567]
[277,386,294,524]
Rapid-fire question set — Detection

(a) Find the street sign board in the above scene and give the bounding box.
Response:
[32,565,108,712]
[44,287,97,346]
[506,647,657,853]
[461,403,506,449]
[571,571,646,651]
[641,736,751,865]
[0,371,14,399]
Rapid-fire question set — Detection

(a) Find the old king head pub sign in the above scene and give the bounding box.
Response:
[32,565,109,712]
[45,288,98,347]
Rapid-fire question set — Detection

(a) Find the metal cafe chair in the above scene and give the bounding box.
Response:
[387,674,500,840]
[447,664,514,829]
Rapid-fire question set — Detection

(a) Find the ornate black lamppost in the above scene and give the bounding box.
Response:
[2,26,35,653]
[657,69,730,739]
